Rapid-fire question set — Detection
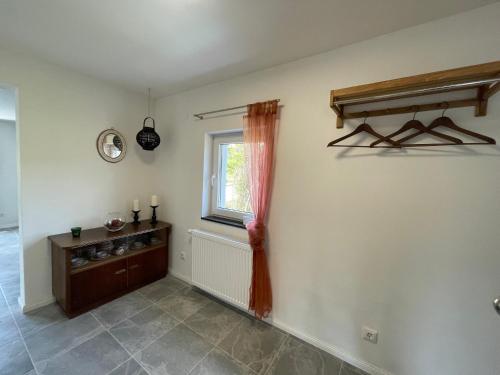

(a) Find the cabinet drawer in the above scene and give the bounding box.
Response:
[70,259,128,310]
[127,247,167,288]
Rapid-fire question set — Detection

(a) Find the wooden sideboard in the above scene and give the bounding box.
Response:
[49,221,171,317]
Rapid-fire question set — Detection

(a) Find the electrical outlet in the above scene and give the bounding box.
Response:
[362,326,378,343]
[180,251,186,261]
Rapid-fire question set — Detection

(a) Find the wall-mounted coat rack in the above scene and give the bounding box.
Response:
[330,61,500,129]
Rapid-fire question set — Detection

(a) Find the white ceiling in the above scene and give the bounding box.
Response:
[0,0,496,97]
[0,87,16,121]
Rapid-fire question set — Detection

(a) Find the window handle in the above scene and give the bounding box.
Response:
[211,174,216,187]
[114,269,126,275]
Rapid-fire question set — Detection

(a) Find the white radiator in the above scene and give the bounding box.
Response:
[190,229,252,310]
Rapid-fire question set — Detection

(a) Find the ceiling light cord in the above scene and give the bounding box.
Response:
[147,88,151,116]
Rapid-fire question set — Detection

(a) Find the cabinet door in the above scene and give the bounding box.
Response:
[71,270,98,310]
[70,260,128,311]
[127,254,145,289]
[143,247,167,283]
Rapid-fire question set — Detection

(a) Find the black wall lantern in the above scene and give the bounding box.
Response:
[137,117,160,150]
[137,88,161,151]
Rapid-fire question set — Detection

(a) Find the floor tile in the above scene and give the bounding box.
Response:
[25,312,103,364]
[340,362,370,375]
[0,311,22,348]
[0,338,34,375]
[138,275,188,302]
[218,316,286,374]
[37,331,130,375]
[109,358,148,375]
[0,229,20,293]
[0,230,34,375]
[191,347,254,375]
[0,262,19,285]
[156,287,211,321]
[134,323,213,375]
[0,293,9,318]
[92,292,151,328]
[12,302,66,338]
[110,305,178,354]
[1,281,20,306]
[266,336,342,375]
[184,301,244,345]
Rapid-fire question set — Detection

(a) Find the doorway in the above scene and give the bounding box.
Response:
[0,85,20,306]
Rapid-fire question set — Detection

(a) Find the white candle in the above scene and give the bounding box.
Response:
[133,199,139,211]
[151,195,158,206]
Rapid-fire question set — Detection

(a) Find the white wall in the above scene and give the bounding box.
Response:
[0,48,157,310]
[154,4,500,375]
[0,118,18,228]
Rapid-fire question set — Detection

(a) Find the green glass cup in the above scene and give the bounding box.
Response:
[71,227,82,238]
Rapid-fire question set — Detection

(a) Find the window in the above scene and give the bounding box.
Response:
[203,132,252,225]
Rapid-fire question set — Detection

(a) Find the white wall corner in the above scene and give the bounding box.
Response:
[19,295,56,313]
[168,267,192,285]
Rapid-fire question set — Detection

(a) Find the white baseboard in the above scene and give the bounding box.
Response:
[168,268,193,285]
[0,223,18,230]
[167,267,393,375]
[271,318,394,375]
[20,296,56,313]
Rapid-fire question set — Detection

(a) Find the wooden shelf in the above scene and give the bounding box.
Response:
[330,61,500,128]
[49,221,171,249]
[70,242,166,275]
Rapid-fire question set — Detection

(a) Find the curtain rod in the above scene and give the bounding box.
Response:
[193,99,280,120]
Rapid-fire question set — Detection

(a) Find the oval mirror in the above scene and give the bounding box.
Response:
[96,129,127,163]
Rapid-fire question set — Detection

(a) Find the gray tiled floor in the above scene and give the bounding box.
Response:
[0,228,35,375]
[0,229,370,375]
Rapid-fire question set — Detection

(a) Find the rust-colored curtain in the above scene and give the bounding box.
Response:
[244,100,279,319]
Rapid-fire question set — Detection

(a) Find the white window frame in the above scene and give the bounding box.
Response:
[208,132,252,222]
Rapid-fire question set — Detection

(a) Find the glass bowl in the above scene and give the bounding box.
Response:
[104,212,127,232]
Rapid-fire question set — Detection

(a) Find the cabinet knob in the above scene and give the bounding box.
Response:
[494,297,500,316]
[114,269,126,275]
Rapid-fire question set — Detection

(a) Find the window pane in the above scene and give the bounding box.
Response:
[218,143,251,213]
